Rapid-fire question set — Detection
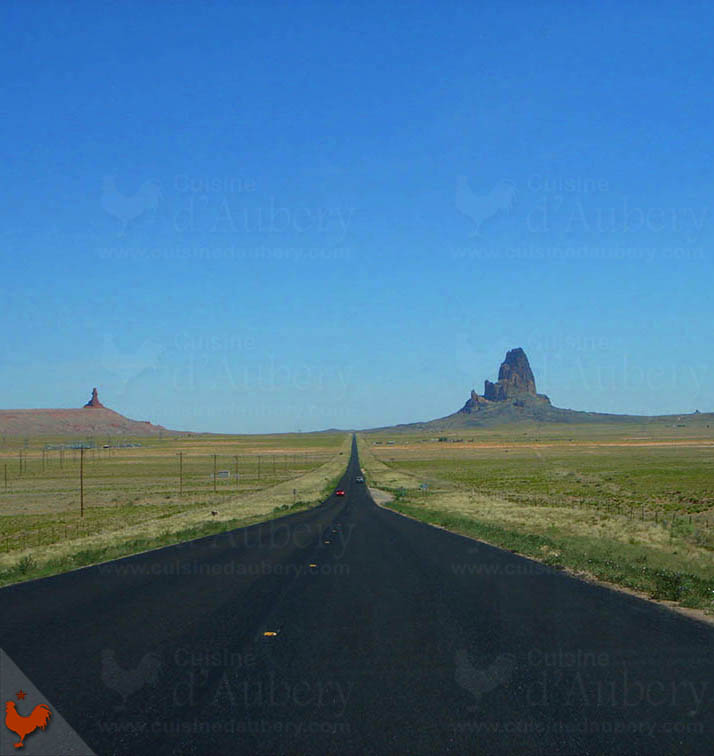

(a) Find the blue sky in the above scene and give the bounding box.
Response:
[2,1,713,432]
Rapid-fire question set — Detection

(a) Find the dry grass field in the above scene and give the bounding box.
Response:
[0,432,350,586]
[357,422,714,614]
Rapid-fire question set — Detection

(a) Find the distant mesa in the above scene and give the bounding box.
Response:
[84,387,105,408]
[460,347,550,413]
[371,344,713,431]
[0,388,175,437]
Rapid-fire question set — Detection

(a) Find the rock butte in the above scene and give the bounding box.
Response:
[461,347,551,413]
[0,388,175,436]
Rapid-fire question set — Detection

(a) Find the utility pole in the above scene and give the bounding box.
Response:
[80,447,85,518]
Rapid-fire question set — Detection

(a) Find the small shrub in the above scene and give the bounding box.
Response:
[16,555,36,575]
[649,568,683,601]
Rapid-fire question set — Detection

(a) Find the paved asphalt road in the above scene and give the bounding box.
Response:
[2,436,714,755]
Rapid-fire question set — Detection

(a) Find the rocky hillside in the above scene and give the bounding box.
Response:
[375,348,713,430]
[0,389,176,437]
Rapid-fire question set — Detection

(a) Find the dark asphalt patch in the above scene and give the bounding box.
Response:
[1,436,713,754]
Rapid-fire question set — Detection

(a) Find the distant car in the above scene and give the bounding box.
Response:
[355,476,365,483]
[335,489,345,496]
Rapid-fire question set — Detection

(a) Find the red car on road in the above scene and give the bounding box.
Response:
[335,489,345,496]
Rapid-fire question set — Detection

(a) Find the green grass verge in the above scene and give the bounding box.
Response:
[385,492,714,612]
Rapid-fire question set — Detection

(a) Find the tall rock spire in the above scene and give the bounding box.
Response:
[460,347,549,413]
[483,347,537,401]
[83,387,105,408]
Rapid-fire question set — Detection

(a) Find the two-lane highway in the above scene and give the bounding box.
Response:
[2,436,714,754]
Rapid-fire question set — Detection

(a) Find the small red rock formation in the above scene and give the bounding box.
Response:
[83,387,105,408]
[0,389,173,436]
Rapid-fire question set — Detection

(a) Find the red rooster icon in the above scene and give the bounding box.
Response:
[4,690,52,749]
